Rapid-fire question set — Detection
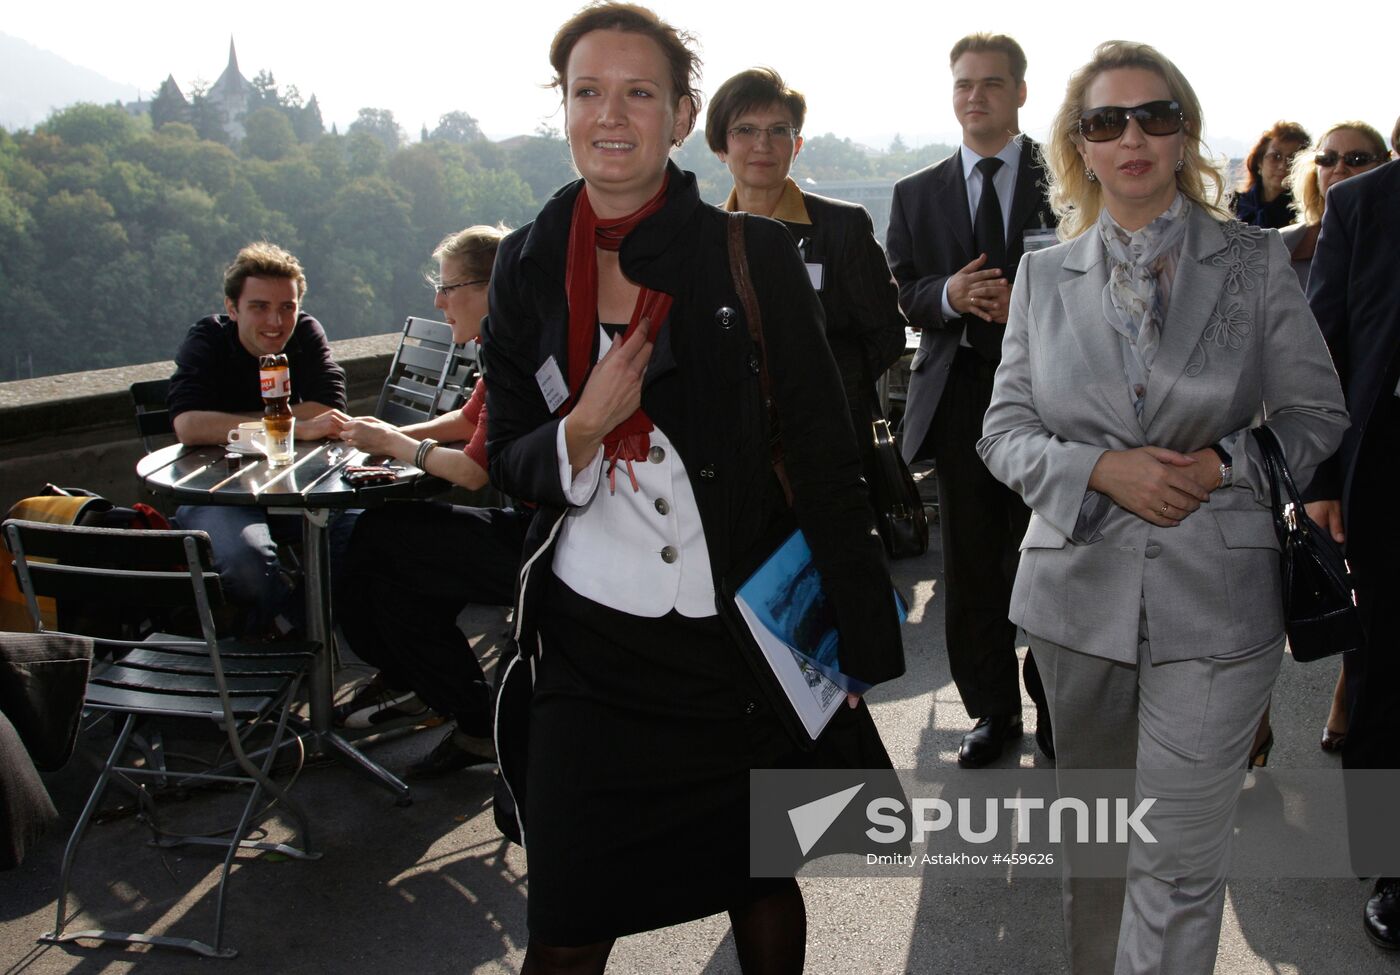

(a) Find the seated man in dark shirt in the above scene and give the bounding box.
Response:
[168,242,348,634]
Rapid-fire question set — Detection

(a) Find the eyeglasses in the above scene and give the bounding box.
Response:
[1078,100,1184,143]
[727,124,798,145]
[1314,150,1383,169]
[1263,149,1299,165]
[434,278,488,297]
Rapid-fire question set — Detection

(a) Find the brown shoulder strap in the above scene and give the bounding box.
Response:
[726,212,793,506]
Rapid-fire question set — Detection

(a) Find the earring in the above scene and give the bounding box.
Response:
[1174,159,1185,172]
[672,138,684,148]
[1085,167,1097,182]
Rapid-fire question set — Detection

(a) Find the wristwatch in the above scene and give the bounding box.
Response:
[1208,442,1233,488]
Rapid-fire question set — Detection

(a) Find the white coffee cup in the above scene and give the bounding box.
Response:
[227,421,266,455]
[228,420,295,466]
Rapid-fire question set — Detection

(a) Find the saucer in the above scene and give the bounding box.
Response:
[226,441,263,456]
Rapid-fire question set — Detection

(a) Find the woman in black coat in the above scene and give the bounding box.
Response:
[1232,120,1309,229]
[707,67,908,464]
[480,6,904,973]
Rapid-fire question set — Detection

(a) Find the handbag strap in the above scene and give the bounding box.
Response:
[1250,425,1304,538]
[727,211,793,506]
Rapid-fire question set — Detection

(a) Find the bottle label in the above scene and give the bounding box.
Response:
[260,368,291,399]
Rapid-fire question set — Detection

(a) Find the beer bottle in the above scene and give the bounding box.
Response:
[259,353,295,464]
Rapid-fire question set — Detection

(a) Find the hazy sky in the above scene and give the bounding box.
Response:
[7,1,1395,156]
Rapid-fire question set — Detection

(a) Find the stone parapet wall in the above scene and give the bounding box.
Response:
[0,334,398,514]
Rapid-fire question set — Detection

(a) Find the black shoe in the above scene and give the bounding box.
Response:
[958,715,1023,768]
[406,727,497,779]
[1035,708,1056,763]
[1365,878,1400,950]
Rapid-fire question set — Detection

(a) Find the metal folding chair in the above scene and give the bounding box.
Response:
[130,378,175,453]
[373,317,464,425]
[2,518,321,959]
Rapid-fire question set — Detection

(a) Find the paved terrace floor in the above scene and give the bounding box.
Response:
[3,515,1398,974]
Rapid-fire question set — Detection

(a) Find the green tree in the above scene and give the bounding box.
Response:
[295,95,325,143]
[188,80,228,145]
[251,69,280,110]
[346,130,387,177]
[431,111,485,144]
[150,77,191,129]
[791,133,872,181]
[506,126,575,200]
[40,104,141,149]
[243,107,297,161]
[348,108,404,153]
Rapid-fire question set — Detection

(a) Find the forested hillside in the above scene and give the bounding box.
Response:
[0,94,952,380]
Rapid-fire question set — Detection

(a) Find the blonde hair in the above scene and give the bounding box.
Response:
[1287,121,1389,226]
[432,224,508,282]
[1044,40,1229,240]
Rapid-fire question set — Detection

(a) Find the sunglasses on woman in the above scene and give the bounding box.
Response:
[1314,150,1383,169]
[1078,100,1184,143]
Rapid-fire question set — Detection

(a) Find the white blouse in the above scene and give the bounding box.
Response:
[550,328,716,618]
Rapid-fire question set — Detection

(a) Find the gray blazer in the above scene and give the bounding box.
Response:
[977,208,1347,663]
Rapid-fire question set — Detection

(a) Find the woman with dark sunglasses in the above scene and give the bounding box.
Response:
[1233,121,1311,229]
[1281,121,1389,287]
[977,40,1347,973]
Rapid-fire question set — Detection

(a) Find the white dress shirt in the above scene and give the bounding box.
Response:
[550,327,717,618]
[941,135,1023,329]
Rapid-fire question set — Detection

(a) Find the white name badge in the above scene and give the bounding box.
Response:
[535,355,568,413]
[805,262,825,291]
[1022,228,1058,252]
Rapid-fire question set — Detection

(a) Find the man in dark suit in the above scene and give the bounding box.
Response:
[1304,158,1400,951]
[886,33,1056,767]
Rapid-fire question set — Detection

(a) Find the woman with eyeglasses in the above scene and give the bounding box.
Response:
[1233,121,1310,229]
[706,68,907,480]
[977,41,1346,973]
[1280,122,1389,288]
[482,5,903,972]
[333,225,534,778]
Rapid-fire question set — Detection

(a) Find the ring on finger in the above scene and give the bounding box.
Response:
[1160,502,1169,515]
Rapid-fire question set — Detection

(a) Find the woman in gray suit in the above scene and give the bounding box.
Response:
[977,41,1347,974]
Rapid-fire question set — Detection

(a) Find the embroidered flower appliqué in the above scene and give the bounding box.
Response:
[1188,222,1263,374]
[1186,299,1253,376]
[1210,222,1267,295]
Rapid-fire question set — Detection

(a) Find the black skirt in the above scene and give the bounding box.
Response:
[524,579,806,945]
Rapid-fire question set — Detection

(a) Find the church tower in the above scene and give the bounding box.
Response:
[207,36,254,143]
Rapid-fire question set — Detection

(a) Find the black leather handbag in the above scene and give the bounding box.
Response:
[867,407,929,560]
[1251,426,1365,662]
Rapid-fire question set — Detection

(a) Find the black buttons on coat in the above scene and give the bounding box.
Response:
[716,306,737,329]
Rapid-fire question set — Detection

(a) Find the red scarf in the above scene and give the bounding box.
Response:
[563,175,674,491]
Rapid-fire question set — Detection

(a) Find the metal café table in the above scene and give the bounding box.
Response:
[136,440,445,805]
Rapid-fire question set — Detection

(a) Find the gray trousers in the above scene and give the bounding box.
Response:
[1030,628,1283,975]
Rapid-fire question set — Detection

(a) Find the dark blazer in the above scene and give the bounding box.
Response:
[774,190,907,418]
[886,138,1056,462]
[482,163,905,688]
[1305,160,1400,528]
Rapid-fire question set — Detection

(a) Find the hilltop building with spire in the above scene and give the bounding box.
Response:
[206,38,254,142]
[136,38,321,145]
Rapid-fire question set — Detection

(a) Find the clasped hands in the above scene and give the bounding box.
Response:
[949,253,1010,323]
[1088,446,1222,528]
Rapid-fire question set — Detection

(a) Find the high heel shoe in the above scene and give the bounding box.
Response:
[1320,726,1347,753]
[1247,730,1274,771]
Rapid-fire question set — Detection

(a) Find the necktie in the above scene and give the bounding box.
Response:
[967,156,1006,360]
